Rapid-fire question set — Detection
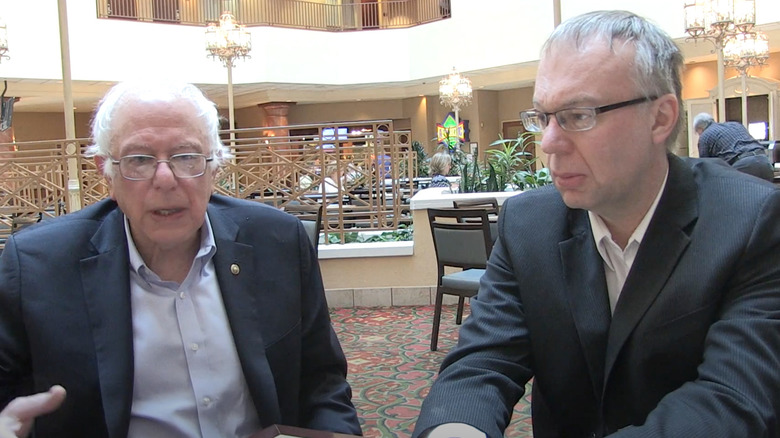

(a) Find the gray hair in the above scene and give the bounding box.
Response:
[86,80,230,177]
[429,151,452,176]
[692,112,715,132]
[542,10,684,146]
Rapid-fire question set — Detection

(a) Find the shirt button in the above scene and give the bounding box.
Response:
[191,343,199,351]
[202,396,211,406]
[179,292,185,299]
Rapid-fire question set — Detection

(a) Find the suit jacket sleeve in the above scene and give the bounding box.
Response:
[293,221,362,434]
[0,236,32,407]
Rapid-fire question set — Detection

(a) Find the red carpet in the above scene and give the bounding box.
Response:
[330,305,533,437]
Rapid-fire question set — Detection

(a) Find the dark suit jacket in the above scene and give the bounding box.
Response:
[0,195,361,437]
[414,155,780,438]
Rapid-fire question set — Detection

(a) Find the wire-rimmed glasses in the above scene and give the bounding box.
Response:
[110,153,213,181]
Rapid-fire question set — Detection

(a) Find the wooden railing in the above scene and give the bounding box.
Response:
[96,0,450,31]
[0,121,415,250]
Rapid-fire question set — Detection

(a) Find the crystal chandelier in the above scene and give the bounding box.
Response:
[205,11,252,68]
[723,30,770,75]
[439,68,473,115]
[684,0,756,41]
[683,0,757,121]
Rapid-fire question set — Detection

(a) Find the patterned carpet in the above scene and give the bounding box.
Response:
[330,304,533,437]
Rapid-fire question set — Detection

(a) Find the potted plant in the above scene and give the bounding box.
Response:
[457,132,551,193]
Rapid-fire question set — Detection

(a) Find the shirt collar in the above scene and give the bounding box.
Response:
[125,213,217,278]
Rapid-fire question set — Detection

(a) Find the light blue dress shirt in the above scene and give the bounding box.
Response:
[124,215,261,438]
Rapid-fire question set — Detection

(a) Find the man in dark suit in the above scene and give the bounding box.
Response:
[693,112,774,182]
[414,10,780,438]
[0,81,361,437]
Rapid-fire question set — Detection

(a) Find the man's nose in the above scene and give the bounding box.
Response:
[540,117,569,155]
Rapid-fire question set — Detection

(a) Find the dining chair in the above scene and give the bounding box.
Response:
[427,207,494,351]
[282,203,324,255]
[452,197,499,243]
[452,197,499,212]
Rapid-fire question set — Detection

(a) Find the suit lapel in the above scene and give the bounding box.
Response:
[604,155,698,379]
[207,205,282,426]
[560,209,612,398]
[80,209,134,438]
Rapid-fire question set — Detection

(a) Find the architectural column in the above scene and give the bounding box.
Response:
[259,102,292,138]
[258,102,294,191]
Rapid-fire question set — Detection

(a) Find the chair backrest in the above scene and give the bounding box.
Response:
[282,203,324,254]
[452,197,499,214]
[427,208,493,271]
[452,197,499,243]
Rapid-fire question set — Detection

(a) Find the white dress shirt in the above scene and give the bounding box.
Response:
[589,171,668,313]
[125,215,261,438]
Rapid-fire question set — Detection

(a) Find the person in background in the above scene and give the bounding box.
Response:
[0,81,361,437]
[428,151,453,189]
[693,112,774,181]
[414,10,780,438]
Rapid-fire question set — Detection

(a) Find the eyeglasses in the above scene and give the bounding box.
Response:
[110,153,213,181]
[520,96,658,133]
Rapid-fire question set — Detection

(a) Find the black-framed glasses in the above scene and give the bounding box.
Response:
[520,96,658,133]
[110,153,213,181]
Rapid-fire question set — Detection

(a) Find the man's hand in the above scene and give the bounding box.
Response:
[0,386,66,438]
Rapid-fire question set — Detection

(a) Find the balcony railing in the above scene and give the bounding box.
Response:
[97,0,451,31]
[1,120,416,250]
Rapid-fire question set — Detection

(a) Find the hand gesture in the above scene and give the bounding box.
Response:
[0,386,66,438]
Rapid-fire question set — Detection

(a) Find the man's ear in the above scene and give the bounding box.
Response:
[651,94,679,145]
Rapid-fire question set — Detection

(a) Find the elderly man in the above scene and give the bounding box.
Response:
[0,81,361,437]
[693,112,774,181]
[413,10,780,438]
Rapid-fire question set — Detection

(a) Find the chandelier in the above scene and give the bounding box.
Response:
[723,30,770,75]
[684,0,756,42]
[683,0,758,121]
[0,18,8,63]
[439,68,473,114]
[205,11,252,68]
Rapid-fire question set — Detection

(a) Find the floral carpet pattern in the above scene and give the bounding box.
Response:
[330,305,533,437]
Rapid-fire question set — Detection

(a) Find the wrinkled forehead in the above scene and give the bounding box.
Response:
[109,100,207,146]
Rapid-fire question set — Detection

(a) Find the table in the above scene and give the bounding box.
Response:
[251,424,361,438]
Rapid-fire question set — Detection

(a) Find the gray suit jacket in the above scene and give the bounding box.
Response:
[0,194,361,437]
[414,155,780,437]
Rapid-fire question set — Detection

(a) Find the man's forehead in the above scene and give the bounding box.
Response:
[533,39,634,107]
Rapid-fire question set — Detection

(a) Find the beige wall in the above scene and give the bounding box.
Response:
[319,208,437,290]
[11,112,93,141]
[681,52,780,100]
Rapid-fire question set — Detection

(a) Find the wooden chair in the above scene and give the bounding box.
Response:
[282,203,324,255]
[427,207,494,351]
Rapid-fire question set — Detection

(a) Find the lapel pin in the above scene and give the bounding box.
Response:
[230,264,240,275]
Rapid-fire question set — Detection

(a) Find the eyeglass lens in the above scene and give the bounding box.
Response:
[117,154,209,180]
[521,96,656,133]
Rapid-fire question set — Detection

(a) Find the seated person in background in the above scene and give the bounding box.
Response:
[413,10,780,438]
[319,164,342,194]
[428,151,453,189]
[693,112,774,182]
[0,80,361,437]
